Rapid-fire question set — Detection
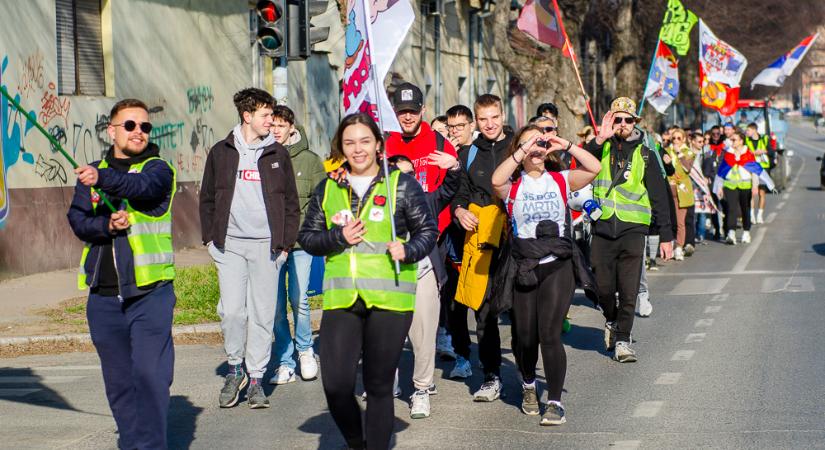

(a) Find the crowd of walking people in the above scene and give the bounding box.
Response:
[68,85,778,449]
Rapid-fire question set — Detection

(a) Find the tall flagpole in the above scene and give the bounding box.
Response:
[552,0,598,131]
[361,0,401,275]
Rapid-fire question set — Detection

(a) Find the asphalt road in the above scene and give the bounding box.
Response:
[2,123,824,449]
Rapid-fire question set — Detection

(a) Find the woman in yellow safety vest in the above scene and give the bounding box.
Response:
[298,113,438,450]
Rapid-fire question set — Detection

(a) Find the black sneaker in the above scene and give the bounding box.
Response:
[219,372,248,408]
[247,382,270,409]
[521,385,540,415]
[541,402,566,425]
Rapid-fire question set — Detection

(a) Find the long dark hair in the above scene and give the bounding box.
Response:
[330,113,385,162]
[507,125,563,179]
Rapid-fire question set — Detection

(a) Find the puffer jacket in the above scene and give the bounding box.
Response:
[287,125,326,248]
[298,162,438,264]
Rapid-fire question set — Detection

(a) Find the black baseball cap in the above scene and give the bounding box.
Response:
[392,82,423,113]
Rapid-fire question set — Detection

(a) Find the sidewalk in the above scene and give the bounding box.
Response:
[1,247,213,326]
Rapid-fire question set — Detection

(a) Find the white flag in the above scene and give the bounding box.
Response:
[341,0,415,132]
[699,20,747,87]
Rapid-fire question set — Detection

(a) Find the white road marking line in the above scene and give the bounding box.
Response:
[0,376,84,384]
[654,373,682,385]
[776,201,786,210]
[610,440,641,449]
[0,388,42,397]
[668,278,729,295]
[766,212,777,224]
[671,350,695,361]
[695,318,714,328]
[685,333,706,343]
[781,193,790,201]
[711,293,729,302]
[732,227,768,273]
[650,269,825,277]
[704,305,722,314]
[632,401,664,418]
[32,365,101,372]
[761,276,815,293]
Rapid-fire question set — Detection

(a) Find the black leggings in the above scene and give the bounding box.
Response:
[723,187,752,233]
[319,299,412,450]
[510,259,575,402]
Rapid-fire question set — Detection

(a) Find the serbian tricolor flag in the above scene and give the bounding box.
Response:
[713,149,775,194]
[751,33,819,89]
[517,0,570,57]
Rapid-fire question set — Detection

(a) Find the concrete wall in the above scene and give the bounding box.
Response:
[0,0,251,278]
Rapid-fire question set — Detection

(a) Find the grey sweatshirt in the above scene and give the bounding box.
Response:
[226,124,276,239]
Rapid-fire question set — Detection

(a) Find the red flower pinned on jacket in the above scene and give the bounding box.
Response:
[373,195,387,206]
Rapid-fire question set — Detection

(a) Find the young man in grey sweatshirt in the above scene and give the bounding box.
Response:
[200,88,300,409]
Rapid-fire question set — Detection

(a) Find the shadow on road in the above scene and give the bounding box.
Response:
[298,408,410,449]
[167,395,203,449]
[805,186,823,191]
[0,367,84,413]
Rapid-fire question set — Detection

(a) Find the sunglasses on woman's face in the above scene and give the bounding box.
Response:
[112,120,153,134]
[542,126,558,133]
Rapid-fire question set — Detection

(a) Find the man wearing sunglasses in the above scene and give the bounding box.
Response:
[69,99,176,449]
[585,97,674,363]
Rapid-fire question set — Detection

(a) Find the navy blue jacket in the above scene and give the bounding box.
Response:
[67,144,175,299]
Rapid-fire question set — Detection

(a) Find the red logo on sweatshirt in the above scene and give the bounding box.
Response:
[238,170,261,182]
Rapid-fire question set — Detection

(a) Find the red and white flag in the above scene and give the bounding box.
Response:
[341,0,414,132]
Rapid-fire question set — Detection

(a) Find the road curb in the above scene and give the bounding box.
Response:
[0,309,324,352]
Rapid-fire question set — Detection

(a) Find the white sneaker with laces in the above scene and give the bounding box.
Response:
[674,246,684,261]
[269,365,296,385]
[613,341,637,363]
[298,349,318,381]
[741,231,751,244]
[472,375,502,402]
[756,209,764,224]
[725,230,737,245]
[409,390,431,419]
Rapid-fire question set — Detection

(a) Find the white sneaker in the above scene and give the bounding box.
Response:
[436,331,457,360]
[674,246,685,261]
[638,296,653,317]
[756,210,764,224]
[269,365,296,385]
[449,356,472,379]
[409,389,431,419]
[750,209,756,224]
[725,230,737,245]
[298,349,318,381]
[741,231,751,244]
[472,374,502,402]
[613,341,637,363]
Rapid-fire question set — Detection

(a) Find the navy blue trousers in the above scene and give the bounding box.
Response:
[87,283,175,450]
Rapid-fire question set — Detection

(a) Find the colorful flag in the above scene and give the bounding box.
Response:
[658,0,697,56]
[341,0,415,132]
[751,33,820,88]
[699,20,748,87]
[700,64,740,116]
[643,41,679,114]
[517,0,566,51]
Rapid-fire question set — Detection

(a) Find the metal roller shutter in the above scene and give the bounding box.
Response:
[56,0,104,96]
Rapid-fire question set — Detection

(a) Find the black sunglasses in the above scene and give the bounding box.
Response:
[112,120,153,134]
[541,126,558,133]
[613,117,636,125]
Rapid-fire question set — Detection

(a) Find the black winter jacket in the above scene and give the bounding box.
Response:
[199,132,300,254]
[298,164,438,265]
[585,129,674,242]
[451,131,514,211]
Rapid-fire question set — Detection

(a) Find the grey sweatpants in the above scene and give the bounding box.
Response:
[209,236,285,378]
[409,270,439,391]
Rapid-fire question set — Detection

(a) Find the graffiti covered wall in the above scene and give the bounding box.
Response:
[0,0,250,277]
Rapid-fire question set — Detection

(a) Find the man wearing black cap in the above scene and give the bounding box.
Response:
[385,81,460,419]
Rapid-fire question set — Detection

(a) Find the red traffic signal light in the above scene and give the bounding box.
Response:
[256,0,286,57]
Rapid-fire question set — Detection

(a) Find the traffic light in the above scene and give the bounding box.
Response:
[256,0,286,57]
[287,0,330,61]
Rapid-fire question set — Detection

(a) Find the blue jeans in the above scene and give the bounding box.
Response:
[274,249,314,369]
[696,212,709,240]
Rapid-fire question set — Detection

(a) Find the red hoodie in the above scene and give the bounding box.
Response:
[385,121,457,233]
